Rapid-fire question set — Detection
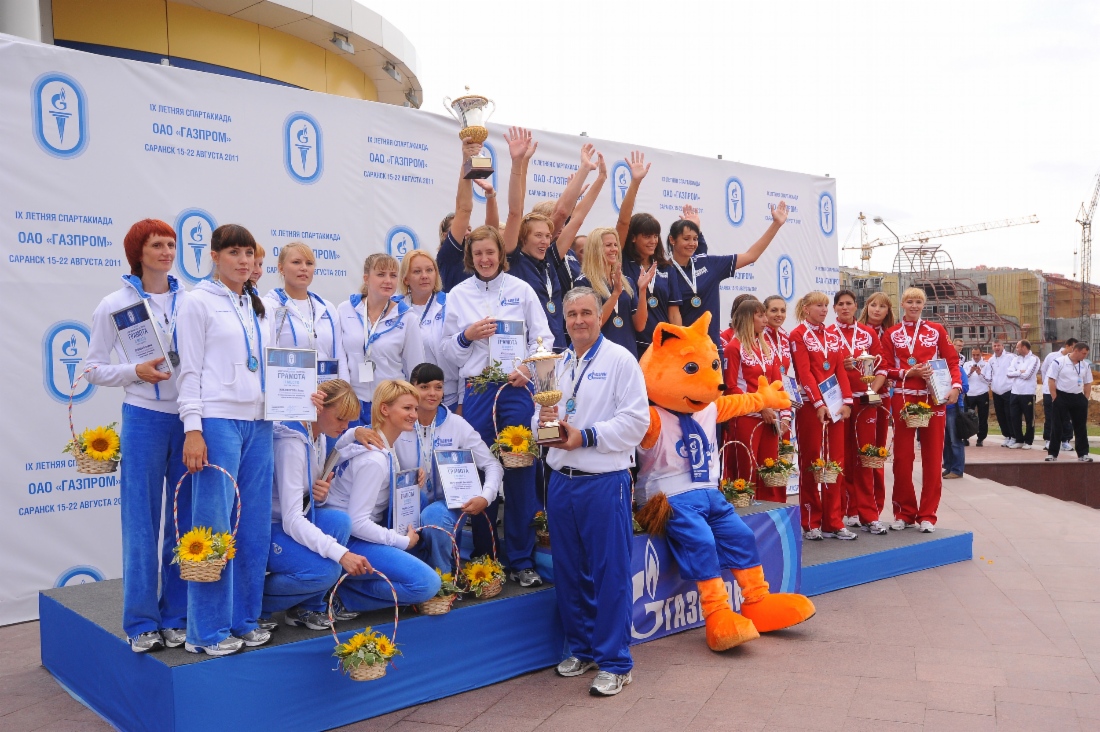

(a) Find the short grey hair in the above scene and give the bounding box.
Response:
[563,286,604,312]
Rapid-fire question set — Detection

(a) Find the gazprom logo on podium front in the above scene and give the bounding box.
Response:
[32,73,89,159]
[778,254,796,301]
[43,320,94,404]
[174,208,218,284]
[55,565,105,588]
[818,192,835,236]
[611,161,630,212]
[284,112,323,184]
[386,226,419,262]
[472,142,498,204]
[725,177,745,227]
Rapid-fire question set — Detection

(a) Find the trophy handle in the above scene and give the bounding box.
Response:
[442,97,460,122]
[872,354,883,372]
[483,99,496,123]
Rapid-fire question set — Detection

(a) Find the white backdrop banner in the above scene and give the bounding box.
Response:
[0,35,837,625]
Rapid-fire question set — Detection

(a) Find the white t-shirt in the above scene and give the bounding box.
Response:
[1047,355,1093,395]
[636,403,718,504]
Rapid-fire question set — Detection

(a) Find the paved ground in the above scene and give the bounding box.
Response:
[2,452,1099,731]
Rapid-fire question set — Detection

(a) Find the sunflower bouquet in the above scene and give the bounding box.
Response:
[720,478,756,508]
[63,422,120,474]
[758,456,795,488]
[462,555,505,599]
[333,626,400,681]
[420,569,460,615]
[532,510,550,547]
[858,443,891,469]
[491,425,538,468]
[467,360,509,394]
[811,457,843,484]
[901,401,933,428]
[172,527,237,582]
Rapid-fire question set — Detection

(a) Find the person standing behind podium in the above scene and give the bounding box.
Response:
[988,339,1015,447]
[1045,342,1094,462]
[437,137,499,293]
[962,347,992,447]
[1006,339,1040,449]
[1041,338,1077,451]
[535,287,649,697]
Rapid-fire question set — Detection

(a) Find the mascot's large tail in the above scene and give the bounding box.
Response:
[635,493,673,537]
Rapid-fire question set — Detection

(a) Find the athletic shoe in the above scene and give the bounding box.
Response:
[329,595,359,622]
[239,628,272,647]
[1062,442,1072,451]
[161,628,186,648]
[1045,456,1057,462]
[556,657,597,677]
[129,631,164,653]
[843,515,860,527]
[868,521,888,535]
[1002,438,1016,448]
[1043,441,1050,450]
[919,521,936,533]
[284,607,333,631]
[906,522,921,529]
[889,520,907,531]
[1008,442,1022,449]
[944,472,962,479]
[942,469,950,477]
[824,528,858,540]
[1079,456,1094,462]
[804,528,824,541]
[510,568,544,588]
[1021,443,1032,450]
[185,637,244,656]
[590,671,632,696]
[257,617,279,632]
[976,440,984,447]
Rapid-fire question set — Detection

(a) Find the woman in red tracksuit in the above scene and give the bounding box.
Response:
[829,290,888,535]
[878,287,962,533]
[789,291,854,541]
[858,292,895,520]
[762,295,795,448]
[723,300,783,498]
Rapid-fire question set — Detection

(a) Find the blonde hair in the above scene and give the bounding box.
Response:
[531,201,556,218]
[316,379,361,421]
[361,253,399,297]
[794,291,830,322]
[278,241,314,268]
[733,299,770,360]
[370,379,419,428]
[398,250,442,296]
[518,212,554,249]
[858,291,895,329]
[581,227,634,299]
[901,287,927,304]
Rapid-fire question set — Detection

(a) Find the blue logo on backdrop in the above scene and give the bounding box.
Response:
[43,321,95,404]
[818,192,835,236]
[611,161,631,212]
[386,226,419,262]
[472,142,498,204]
[777,254,795,301]
[725,177,745,227]
[32,73,89,159]
[283,112,323,184]
[174,208,218,284]
[55,565,105,587]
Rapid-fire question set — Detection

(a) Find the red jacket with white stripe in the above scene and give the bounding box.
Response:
[724,336,783,418]
[879,319,962,399]
[789,322,853,409]
[827,321,884,396]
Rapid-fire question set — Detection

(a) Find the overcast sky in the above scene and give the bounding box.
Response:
[369,0,1100,280]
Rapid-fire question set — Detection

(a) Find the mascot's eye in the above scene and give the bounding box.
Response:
[683,362,699,375]
[712,359,721,371]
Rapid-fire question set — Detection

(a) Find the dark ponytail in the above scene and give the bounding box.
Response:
[211,224,266,318]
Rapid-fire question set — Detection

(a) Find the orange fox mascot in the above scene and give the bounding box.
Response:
[635,313,815,650]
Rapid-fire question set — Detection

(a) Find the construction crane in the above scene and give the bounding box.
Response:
[1076,173,1100,340]
[844,213,1040,270]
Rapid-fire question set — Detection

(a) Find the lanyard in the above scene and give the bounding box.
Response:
[479,276,504,317]
[901,318,922,361]
[414,419,436,493]
[745,338,772,366]
[413,293,437,328]
[802,323,828,358]
[354,300,393,361]
[286,295,316,347]
[563,335,604,413]
[836,323,859,358]
[219,282,261,373]
[148,291,179,353]
[671,256,698,296]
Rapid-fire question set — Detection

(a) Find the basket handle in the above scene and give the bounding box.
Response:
[173,464,241,543]
[67,365,99,446]
[459,510,497,562]
[419,522,464,591]
[719,439,760,481]
[327,569,399,649]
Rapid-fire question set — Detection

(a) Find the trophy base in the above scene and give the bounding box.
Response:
[860,392,882,405]
[537,424,565,445]
[463,156,494,180]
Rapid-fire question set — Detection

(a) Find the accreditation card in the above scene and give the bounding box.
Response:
[263,347,318,421]
[111,301,172,375]
[435,449,483,509]
[391,468,421,535]
[490,320,525,372]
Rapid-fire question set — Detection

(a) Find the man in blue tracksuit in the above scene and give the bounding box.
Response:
[943,359,969,479]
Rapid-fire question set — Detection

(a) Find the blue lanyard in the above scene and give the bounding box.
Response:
[385,451,396,529]
[408,293,437,328]
[563,335,604,413]
[230,303,265,392]
[354,301,400,358]
[276,290,337,359]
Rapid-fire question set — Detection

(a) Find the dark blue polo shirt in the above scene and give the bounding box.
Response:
[669,252,738,346]
[621,260,682,355]
[574,273,639,358]
[507,246,566,351]
[438,231,471,293]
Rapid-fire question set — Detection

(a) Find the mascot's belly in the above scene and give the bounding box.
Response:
[636,404,719,505]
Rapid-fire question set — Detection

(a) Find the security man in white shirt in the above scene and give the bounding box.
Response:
[988,339,1016,446]
[962,347,993,446]
[1041,338,1077,451]
[1006,339,1041,448]
[535,287,649,697]
[1045,342,1094,462]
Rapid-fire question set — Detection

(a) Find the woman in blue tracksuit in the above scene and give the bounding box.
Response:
[177,223,274,656]
[86,218,190,653]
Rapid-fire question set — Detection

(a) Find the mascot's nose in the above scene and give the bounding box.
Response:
[719,382,728,394]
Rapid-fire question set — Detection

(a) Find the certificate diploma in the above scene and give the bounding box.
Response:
[927,358,952,405]
[111,302,171,375]
[817,374,846,423]
[781,368,803,409]
[317,358,340,383]
[435,449,483,509]
[263,347,318,421]
[490,320,525,372]
[391,468,421,535]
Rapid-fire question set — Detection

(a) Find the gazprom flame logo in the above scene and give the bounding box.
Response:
[55,565,105,587]
[43,321,94,404]
[675,435,707,472]
[386,226,419,262]
[611,161,630,212]
[32,73,89,159]
[174,208,218,284]
[725,177,745,227]
[471,142,498,204]
[818,192,835,237]
[284,112,323,184]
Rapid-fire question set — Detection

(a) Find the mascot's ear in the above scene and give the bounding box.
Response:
[691,311,713,335]
[656,326,682,348]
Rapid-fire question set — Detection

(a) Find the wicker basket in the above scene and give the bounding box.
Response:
[761,472,789,488]
[74,452,119,475]
[500,451,536,469]
[536,529,551,548]
[902,411,931,429]
[419,594,455,616]
[859,454,887,469]
[349,663,387,682]
[812,467,840,484]
[179,557,227,583]
[478,577,503,599]
[730,493,753,508]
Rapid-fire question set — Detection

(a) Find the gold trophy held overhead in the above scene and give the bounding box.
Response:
[444,87,496,179]
[524,338,565,444]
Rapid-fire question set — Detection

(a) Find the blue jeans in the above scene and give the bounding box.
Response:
[664,488,762,581]
[462,382,538,571]
[120,403,189,638]
[417,499,470,573]
[548,469,634,675]
[335,538,440,612]
[186,418,274,647]
[262,509,350,615]
[943,408,965,476]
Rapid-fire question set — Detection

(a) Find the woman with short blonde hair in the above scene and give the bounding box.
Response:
[575,227,647,358]
[399,249,458,408]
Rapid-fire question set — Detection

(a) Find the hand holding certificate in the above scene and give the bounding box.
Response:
[112,302,172,375]
[817,374,846,423]
[490,320,525,372]
[391,468,421,535]
[926,358,952,405]
[264,347,318,421]
[435,450,484,509]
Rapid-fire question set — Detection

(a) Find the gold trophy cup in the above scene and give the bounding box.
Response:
[523,338,565,444]
[856,352,883,405]
[444,87,496,179]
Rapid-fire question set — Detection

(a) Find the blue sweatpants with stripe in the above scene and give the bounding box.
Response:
[664,488,761,581]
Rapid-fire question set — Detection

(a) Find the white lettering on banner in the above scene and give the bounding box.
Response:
[0,37,835,625]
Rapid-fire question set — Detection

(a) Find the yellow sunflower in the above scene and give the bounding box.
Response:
[917,402,931,409]
[82,425,120,461]
[373,635,397,658]
[733,479,747,490]
[218,533,237,560]
[497,426,532,453]
[464,564,493,584]
[177,527,213,562]
[439,572,453,584]
[813,458,825,468]
[341,633,369,655]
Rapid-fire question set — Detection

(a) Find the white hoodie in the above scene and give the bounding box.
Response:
[262,288,348,381]
[401,292,460,407]
[392,405,503,504]
[176,280,273,432]
[336,295,425,404]
[86,274,187,413]
[326,436,410,549]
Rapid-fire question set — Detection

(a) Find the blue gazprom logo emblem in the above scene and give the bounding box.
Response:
[32,73,89,159]
[43,321,95,404]
[611,161,630,212]
[386,226,419,262]
[778,254,796,301]
[818,192,835,236]
[55,565,105,587]
[472,142,498,204]
[174,208,218,284]
[725,177,745,227]
[284,112,323,184]
[675,436,707,471]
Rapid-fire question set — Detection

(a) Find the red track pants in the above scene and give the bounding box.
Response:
[841,402,883,524]
[890,395,946,525]
[795,406,845,533]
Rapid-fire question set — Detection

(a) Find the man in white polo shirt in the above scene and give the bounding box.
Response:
[1006,339,1041,449]
[535,286,650,697]
[962,346,992,446]
[1045,342,1094,462]
[988,339,1016,447]
[1041,338,1076,451]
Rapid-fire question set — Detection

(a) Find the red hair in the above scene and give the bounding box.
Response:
[123,219,175,276]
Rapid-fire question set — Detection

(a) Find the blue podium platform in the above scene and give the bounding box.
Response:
[40,502,972,732]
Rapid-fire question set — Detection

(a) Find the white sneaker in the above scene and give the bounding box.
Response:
[1062,441,1072,451]
[1008,442,1023,449]
[804,528,824,541]
[843,515,861,527]
[185,637,244,656]
[919,521,936,533]
[556,656,597,677]
[1043,441,1050,450]
[1002,438,1016,448]
[590,670,632,696]
[868,521,888,535]
[1021,443,1032,450]
[889,519,906,531]
[824,528,858,540]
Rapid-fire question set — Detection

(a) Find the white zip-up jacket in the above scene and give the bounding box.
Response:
[962,358,992,397]
[401,292,460,407]
[176,280,272,432]
[393,405,503,504]
[326,438,410,549]
[441,271,553,381]
[263,288,348,381]
[1007,352,1041,396]
[337,295,424,404]
[86,274,187,413]
[988,350,1015,395]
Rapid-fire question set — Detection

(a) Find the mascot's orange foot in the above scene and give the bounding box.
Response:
[697,577,759,651]
[731,566,815,633]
